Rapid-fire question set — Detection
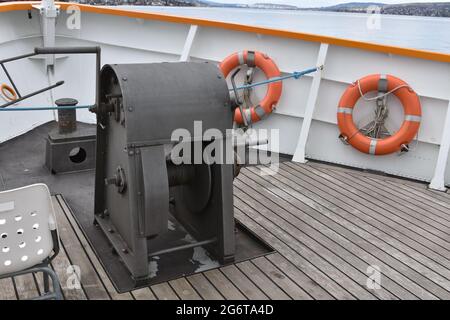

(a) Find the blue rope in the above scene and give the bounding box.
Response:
[0,66,321,111]
[230,66,320,91]
[0,105,93,111]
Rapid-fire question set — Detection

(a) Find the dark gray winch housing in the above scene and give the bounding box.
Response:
[93,61,236,280]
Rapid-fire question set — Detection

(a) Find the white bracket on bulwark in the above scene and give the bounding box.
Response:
[292,43,329,163]
[32,0,60,68]
[429,98,450,191]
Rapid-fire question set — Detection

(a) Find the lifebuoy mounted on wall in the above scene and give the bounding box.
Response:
[1,83,17,101]
[220,50,282,125]
[337,74,421,155]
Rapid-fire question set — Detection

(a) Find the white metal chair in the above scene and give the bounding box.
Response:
[0,184,62,300]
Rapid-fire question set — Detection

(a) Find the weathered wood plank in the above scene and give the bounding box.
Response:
[241,168,442,299]
[235,260,291,300]
[50,241,88,300]
[235,182,392,299]
[203,269,246,300]
[292,165,450,282]
[56,195,133,300]
[151,282,179,300]
[384,180,450,210]
[235,178,409,299]
[321,167,450,237]
[169,278,202,300]
[0,278,17,300]
[401,180,450,205]
[252,256,313,300]
[265,253,334,300]
[282,163,450,275]
[13,274,40,300]
[363,175,450,219]
[51,197,110,300]
[307,162,426,189]
[355,173,450,226]
[131,287,156,300]
[186,273,224,300]
[220,264,269,300]
[234,208,355,300]
[235,195,373,299]
[287,162,450,260]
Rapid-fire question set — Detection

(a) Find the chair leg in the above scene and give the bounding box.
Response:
[43,267,63,300]
[0,266,63,300]
[43,271,50,294]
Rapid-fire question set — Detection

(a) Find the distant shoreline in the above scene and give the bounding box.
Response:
[80,1,450,18]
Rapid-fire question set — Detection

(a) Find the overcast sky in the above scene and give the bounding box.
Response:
[211,0,450,7]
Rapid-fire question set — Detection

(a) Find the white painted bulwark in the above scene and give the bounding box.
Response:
[0,3,449,187]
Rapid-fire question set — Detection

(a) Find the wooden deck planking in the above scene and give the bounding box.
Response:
[234,208,356,300]
[234,260,291,300]
[50,241,88,300]
[151,282,180,300]
[265,166,450,298]
[0,278,17,300]
[287,163,450,260]
[169,278,202,300]
[13,274,40,300]
[1,162,450,300]
[55,195,134,301]
[240,166,444,299]
[234,193,377,300]
[203,269,247,300]
[251,256,314,300]
[186,273,224,300]
[257,164,450,298]
[298,166,450,291]
[234,178,401,300]
[383,180,450,210]
[348,171,450,229]
[282,163,450,276]
[220,264,269,300]
[51,198,111,300]
[310,165,450,240]
[131,287,157,300]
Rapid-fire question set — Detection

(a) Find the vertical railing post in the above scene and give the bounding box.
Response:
[292,43,329,163]
[429,99,450,191]
[33,0,60,68]
[179,25,198,62]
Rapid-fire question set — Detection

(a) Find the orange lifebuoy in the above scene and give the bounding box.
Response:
[1,83,17,101]
[337,74,421,155]
[220,50,282,124]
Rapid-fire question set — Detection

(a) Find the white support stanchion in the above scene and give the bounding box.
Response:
[429,99,450,191]
[33,0,60,68]
[179,25,198,62]
[292,43,328,163]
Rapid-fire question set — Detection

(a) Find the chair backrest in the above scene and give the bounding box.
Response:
[0,184,57,275]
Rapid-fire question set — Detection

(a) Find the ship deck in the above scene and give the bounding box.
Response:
[1,122,450,300]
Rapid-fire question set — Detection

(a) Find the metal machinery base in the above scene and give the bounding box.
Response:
[86,205,273,292]
[45,123,96,174]
[0,121,274,293]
